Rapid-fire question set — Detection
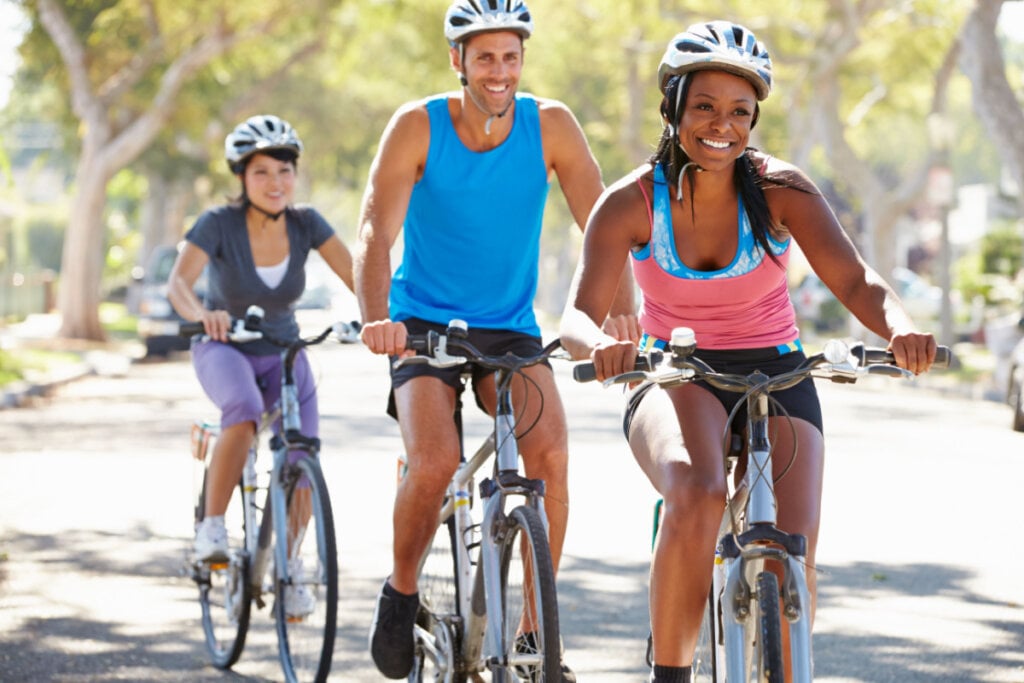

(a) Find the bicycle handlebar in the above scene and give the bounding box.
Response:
[178,305,362,349]
[572,329,952,389]
[395,319,565,373]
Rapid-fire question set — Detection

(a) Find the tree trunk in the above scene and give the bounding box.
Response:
[57,157,113,340]
[959,0,1024,231]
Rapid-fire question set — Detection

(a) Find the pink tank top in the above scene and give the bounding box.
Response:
[631,164,800,350]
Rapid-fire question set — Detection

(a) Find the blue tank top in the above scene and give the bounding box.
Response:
[390,94,550,335]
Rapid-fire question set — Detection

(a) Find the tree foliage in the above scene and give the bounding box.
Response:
[3,0,1021,338]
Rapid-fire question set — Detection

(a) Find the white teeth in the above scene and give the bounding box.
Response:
[701,138,730,149]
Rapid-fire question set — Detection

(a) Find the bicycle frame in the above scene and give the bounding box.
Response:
[406,321,561,680]
[186,306,348,681]
[580,330,951,683]
[716,379,813,683]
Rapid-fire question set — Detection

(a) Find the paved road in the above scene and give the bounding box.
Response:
[1,336,1022,681]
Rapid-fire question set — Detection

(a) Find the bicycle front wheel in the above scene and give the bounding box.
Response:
[493,505,560,683]
[196,476,252,669]
[755,571,784,683]
[273,456,338,683]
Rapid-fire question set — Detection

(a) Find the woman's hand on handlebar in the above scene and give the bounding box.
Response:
[199,309,232,343]
[589,338,640,382]
[360,319,411,357]
[888,331,939,376]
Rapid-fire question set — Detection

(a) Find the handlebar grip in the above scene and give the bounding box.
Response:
[179,321,205,337]
[857,345,952,369]
[573,351,663,383]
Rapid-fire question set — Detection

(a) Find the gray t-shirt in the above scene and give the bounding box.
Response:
[186,203,334,355]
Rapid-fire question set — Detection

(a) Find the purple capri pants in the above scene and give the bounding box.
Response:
[192,341,319,468]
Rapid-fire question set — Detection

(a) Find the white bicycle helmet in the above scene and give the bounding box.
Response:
[444,0,533,45]
[224,115,303,173]
[658,21,772,101]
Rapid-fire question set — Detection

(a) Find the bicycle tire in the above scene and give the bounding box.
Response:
[492,505,560,683]
[196,475,252,669]
[755,571,784,683]
[411,513,465,683]
[273,456,338,683]
[691,588,718,682]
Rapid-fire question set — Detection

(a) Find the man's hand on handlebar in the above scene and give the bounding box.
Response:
[360,319,412,357]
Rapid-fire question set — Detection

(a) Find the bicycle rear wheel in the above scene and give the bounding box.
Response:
[273,456,338,683]
[755,571,784,683]
[691,589,718,682]
[411,513,464,682]
[493,505,560,683]
[196,475,252,669]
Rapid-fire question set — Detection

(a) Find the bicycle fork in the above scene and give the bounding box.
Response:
[719,390,813,682]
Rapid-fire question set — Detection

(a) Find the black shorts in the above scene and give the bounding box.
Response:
[622,346,823,439]
[386,317,547,420]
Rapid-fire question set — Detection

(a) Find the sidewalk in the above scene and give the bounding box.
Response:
[0,313,140,409]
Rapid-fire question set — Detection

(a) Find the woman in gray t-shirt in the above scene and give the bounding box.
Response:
[167,116,354,611]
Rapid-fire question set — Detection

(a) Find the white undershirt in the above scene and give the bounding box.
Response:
[256,255,289,289]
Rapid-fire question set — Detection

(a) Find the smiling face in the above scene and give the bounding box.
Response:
[676,69,758,172]
[241,152,296,215]
[452,30,524,117]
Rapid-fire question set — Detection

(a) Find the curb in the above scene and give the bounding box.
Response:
[0,362,95,409]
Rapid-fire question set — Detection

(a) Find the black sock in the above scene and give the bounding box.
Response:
[383,580,417,600]
[652,664,691,683]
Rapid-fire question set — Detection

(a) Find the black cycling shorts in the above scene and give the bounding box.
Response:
[622,346,823,439]
[386,317,547,420]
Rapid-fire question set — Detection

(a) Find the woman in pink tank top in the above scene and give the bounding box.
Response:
[560,21,938,683]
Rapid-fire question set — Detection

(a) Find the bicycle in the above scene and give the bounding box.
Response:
[181,305,358,683]
[396,319,566,682]
[574,328,951,682]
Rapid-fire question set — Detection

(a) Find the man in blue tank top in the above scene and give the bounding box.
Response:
[356,2,635,680]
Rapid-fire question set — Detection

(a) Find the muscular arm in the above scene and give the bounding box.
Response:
[354,102,429,355]
[540,99,638,332]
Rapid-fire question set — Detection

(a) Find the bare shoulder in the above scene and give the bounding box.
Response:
[533,95,584,132]
[748,149,820,195]
[591,164,654,241]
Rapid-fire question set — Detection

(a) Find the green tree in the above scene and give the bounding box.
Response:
[25,0,342,340]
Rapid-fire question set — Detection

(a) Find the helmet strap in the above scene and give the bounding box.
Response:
[244,198,284,222]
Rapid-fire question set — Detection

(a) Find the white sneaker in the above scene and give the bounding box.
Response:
[284,558,317,618]
[194,516,229,563]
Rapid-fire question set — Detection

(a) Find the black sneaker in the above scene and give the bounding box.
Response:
[369,579,420,679]
[513,631,576,682]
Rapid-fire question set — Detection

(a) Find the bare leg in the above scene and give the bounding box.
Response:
[629,383,728,667]
[204,421,256,516]
[388,376,461,595]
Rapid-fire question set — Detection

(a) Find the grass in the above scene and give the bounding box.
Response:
[0,302,139,390]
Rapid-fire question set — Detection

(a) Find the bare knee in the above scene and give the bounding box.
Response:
[660,473,726,528]
[402,449,460,499]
